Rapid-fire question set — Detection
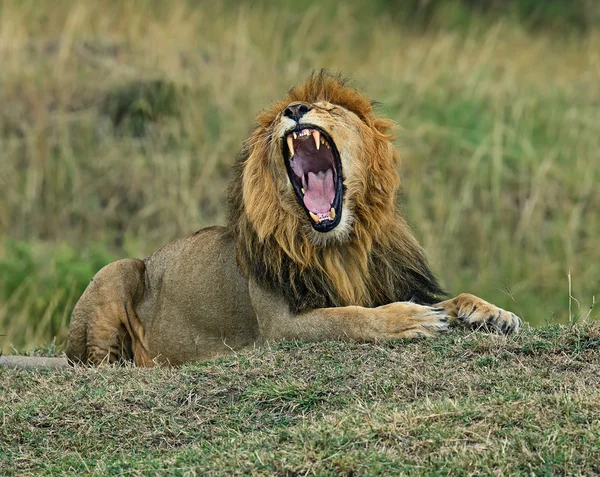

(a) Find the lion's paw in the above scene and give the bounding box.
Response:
[414,305,451,335]
[459,301,521,334]
[379,302,450,338]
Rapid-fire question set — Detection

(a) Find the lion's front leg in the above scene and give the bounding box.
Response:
[435,293,521,334]
[249,280,450,342]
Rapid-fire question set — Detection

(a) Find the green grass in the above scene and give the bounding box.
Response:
[1,323,599,475]
[0,0,599,352]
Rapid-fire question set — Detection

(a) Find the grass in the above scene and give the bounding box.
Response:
[1,323,599,475]
[0,0,599,352]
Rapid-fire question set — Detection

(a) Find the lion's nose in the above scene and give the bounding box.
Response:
[283,103,311,122]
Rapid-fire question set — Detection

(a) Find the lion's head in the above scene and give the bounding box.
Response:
[228,71,445,312]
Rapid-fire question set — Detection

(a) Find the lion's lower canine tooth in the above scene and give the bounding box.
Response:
[330,208,335,219]
[312,130,320,150]
[287,136,294,157]
[309,211,320,223]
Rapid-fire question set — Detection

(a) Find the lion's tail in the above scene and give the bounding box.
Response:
[65,258,148,366]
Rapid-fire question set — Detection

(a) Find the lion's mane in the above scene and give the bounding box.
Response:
[227,71,445,313]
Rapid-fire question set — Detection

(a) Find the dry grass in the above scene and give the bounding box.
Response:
[0,1,599,351]
[1,323,599,475]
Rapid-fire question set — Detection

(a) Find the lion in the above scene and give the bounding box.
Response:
[63,71,521,367]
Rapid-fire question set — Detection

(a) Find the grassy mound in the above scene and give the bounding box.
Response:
[1,323,599,475]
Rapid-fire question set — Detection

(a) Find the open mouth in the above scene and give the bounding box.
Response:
[282,125,343,232]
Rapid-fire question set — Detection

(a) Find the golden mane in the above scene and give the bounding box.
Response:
[227,71,444,312]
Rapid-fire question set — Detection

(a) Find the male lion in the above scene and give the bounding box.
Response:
[65,72,521,367]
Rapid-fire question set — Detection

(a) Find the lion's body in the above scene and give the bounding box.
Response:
[66,227,259,366]
[65,72,520,367]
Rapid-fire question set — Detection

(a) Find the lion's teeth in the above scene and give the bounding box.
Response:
[293,132,297,139]
[329,208,335,219]
[301,188,305,195]
[312,130,320,150]
[287,136,294,157]
[309,211,319,223]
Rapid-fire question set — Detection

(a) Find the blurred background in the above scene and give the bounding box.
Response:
[0,0,598,352]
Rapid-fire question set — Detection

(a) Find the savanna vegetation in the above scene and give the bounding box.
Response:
[1,0,598,352]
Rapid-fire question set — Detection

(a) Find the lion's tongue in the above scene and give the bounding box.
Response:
[303,169,335,214]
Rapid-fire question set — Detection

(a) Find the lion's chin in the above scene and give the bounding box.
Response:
[282,125,344,233]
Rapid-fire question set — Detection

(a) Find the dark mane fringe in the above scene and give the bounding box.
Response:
[227,72,446,312]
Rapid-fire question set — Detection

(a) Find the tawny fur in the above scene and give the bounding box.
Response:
[63,71,521,368]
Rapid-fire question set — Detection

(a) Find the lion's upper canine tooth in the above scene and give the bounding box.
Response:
[329,208,335,219]
[309,211,319,223]
[287,136,294,158]
[293,132,297,139]
[301,187,306,195]
[312,130,320,150]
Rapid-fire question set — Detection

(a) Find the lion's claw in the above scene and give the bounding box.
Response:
[376,302,451,338]
[461,307,521,334]
[415,305,451,333]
